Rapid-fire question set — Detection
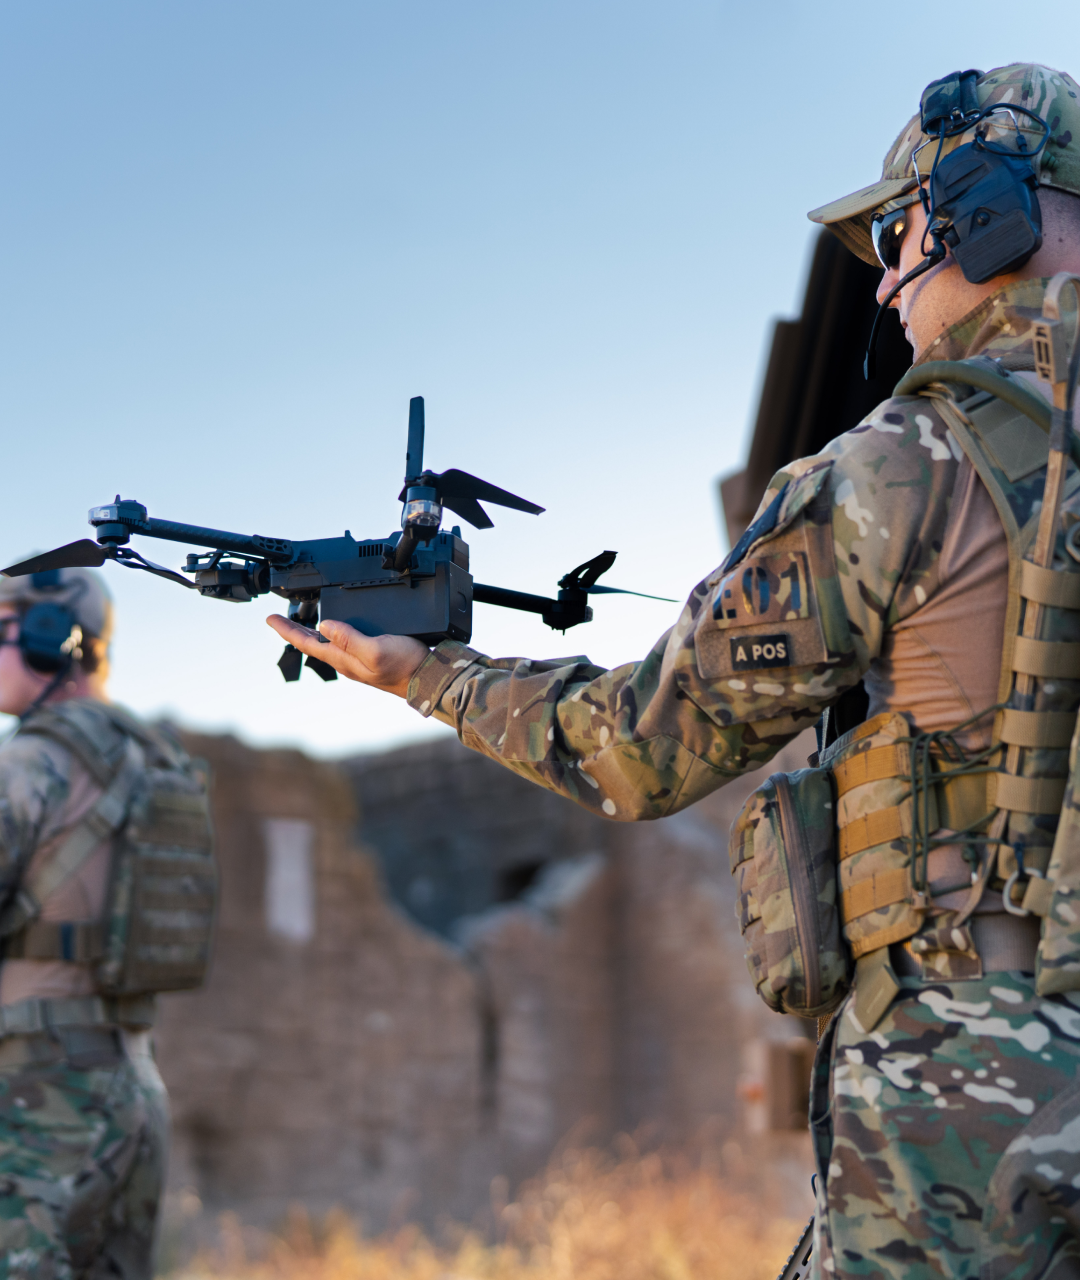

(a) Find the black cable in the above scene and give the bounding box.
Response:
[18,658,74,725]
[863,247,946,380]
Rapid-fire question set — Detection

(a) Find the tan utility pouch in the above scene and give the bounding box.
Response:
[729,764,851,1019]
[827,713,983,953]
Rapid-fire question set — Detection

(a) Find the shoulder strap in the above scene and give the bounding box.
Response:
[98,704,184,769]
[18,701,183,779]
[18,705,121,787]
[0,735,144,941]
[895,358,1055,445]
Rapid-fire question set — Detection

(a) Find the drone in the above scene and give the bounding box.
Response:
[3,398,672,682]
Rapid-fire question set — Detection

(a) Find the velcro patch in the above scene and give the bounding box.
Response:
[729,634,791,670]
[713,552,811,628]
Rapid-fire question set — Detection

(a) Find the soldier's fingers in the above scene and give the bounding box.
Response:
[265,614,373,682]
[266,614,358,675]
[265,615,426,697]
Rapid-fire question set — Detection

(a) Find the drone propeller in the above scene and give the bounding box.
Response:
[397,469,544,531]
[559,551,617,592]
[2,540,112,577]
[278,645,338,683]
[279,645,303,682]
[390,398,545,574]
[586,584,677,602]
[558,551,675,601]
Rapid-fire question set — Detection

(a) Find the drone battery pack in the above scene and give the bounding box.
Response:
[318,560,472,645]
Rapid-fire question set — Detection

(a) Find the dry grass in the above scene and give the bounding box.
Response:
[167,1148,804,1280]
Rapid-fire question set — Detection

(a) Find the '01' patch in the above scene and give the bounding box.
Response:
[729,633,790,670]
[713,550,810,628]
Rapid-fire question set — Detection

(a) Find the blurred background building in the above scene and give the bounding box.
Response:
[157,724,817,1237]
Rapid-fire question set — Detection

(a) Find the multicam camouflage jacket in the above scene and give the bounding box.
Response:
[0,717,95,913]
[407,279,1058,822]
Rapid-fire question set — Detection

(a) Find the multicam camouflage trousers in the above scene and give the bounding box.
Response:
[810,972,1080,1279]
[0,1028,168,1280]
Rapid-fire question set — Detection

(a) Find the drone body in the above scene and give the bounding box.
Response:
[4,398,671,682]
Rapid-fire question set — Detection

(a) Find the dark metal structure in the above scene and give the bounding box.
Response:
[719,231,914,546]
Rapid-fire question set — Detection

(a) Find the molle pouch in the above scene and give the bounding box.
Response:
[729,765,851,1018]
[825,712,927,959]
[1036,711,1080,996]
[95,753,217,997]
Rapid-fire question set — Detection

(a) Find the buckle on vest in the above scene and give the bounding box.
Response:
[1003,865,1046,917]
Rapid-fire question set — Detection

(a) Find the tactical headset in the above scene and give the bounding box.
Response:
[1,571,85,675]
[865,68,1051,378]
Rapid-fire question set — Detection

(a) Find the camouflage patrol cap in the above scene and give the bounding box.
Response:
[809,64,1080,265]
[0,566,113,643]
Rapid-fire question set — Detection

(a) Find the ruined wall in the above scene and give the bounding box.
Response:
[155,728,817,1233]
[155,733,488,1229]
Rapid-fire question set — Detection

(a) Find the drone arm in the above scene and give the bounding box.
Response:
[113,548,198,589]
[141,518,294,563]
[472,584,555,616]
[473,583,592,631]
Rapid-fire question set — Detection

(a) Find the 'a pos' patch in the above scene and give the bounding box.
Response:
[696,546,829,680]
[730,633,790,670]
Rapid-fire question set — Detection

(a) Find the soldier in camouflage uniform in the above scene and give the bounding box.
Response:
[0,569,168,1280]
[273,64,1080,1278]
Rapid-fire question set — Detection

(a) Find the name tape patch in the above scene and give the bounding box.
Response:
[730,633,791,671]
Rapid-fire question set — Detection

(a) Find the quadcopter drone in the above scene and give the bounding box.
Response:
[3,398,671,682]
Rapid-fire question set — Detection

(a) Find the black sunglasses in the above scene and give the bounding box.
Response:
[871,206,909,270]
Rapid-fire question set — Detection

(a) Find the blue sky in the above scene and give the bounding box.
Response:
[1,2,1076,755]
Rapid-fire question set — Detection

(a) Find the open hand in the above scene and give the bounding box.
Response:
[266,615,429,699]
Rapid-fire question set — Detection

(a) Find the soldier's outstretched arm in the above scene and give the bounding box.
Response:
[269,401,959,820]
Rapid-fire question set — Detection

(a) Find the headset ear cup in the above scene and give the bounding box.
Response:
[19,604,79,674]
[929,141,1044,285]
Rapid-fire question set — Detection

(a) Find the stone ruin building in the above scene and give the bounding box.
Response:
[154,726,819,1239]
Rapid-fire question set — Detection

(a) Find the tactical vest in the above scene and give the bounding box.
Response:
[0,700,218,1014]
[731,276,1080,1032]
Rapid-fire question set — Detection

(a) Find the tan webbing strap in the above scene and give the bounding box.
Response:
[1022,876,1056,917]
[851,919,921,960]
[853,948,902,1031]
[988,773,1067,815]
[838,771,988,860]
[841,867,910,922]
[839,808,906,860]
[1012,637,1080,679]
[832,744,908,797]
[7,738,143,939]
[998,708,1078,748]
[1020,560,1080,610]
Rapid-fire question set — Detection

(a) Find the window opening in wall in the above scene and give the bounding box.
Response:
[497,860,545,903]
[263,818,315,942]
